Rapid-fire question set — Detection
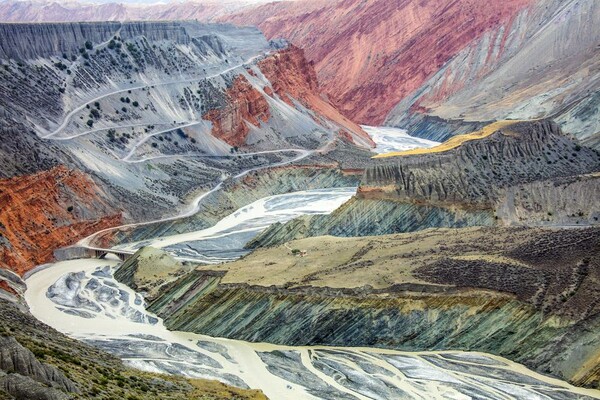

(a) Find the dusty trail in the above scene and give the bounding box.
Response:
[43,53,265,140]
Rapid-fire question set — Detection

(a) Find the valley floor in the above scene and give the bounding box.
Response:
[23,183,600,399]
[25,242,600,400]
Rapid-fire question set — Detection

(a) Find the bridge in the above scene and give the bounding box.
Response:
[53,245,135,263]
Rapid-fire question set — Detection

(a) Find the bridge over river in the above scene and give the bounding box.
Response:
[53,245,134,262]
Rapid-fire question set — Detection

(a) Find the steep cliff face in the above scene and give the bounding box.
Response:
[225,0,534,125]
[203,75,271,147]
[385,0,600,145]
[148,226,600,388]
[257,45,374,147]
[0,166,121,275]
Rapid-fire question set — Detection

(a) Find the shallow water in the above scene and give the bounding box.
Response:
[116,187,358,263]
[362,125,440,154]
[25,188,600,399]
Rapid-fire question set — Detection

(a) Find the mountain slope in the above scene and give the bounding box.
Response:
[0,21,372,275]
[386,0,600,146]
[225,0,535,125]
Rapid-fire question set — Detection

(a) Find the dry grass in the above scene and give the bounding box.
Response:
[188,379,268,399]
[373,120,523,158]
[201,226,559,290]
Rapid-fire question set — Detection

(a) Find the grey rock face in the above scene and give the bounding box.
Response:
[0,336,77,395]
[363,120,600,207]
[0,373,69,400]
[0,21,234,60]
[0,22,121,59]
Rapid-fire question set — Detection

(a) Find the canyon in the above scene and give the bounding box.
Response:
[0,3,598,400]
[0,20,372,277]
[2,0,598,147]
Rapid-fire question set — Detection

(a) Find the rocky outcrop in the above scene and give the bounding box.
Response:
[0,21,217,59]
[362,120,600,207]
[226,0,534,125]
[258,46,374,147]
[0,336,78,394]
[114,246,196,301]
[203,75,271,147]
[0,166,121,275]
[0,21,378,276]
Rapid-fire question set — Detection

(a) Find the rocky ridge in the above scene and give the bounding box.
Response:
[248,120,600,247]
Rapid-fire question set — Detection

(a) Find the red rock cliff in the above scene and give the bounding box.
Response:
[0,166,121,276]
[258,45,374,147]
[225,0,534,125]
[203,75,271,147]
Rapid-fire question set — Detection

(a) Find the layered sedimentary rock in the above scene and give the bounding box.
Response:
[385,0,600,145]
[225,0,534,125]
[203,75,270,147]
[147,226,600,388]
[249,120,600,247]
[0,166,121,275]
